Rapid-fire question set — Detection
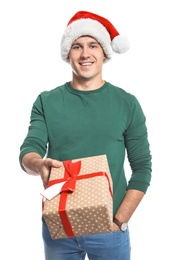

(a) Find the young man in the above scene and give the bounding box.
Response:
[19,11,152,260]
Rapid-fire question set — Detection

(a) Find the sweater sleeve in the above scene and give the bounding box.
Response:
[125,95,152,193]
[19,94,48,170]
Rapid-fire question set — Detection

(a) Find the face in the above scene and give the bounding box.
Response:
[68,36,106,81]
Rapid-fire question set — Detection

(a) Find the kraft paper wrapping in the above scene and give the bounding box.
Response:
[42,154,113,239]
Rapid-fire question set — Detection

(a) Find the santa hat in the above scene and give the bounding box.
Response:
[60,11,130,62]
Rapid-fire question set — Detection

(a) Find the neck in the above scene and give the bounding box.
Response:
[70,77,105,91]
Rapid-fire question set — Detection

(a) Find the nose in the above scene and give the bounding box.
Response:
[80,46,90,58]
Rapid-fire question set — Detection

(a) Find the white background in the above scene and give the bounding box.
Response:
[1,0,175,259]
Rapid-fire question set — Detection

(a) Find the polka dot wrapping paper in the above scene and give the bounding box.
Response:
[42,154,113,239]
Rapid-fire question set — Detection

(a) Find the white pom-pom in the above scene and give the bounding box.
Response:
[111,35,130,54]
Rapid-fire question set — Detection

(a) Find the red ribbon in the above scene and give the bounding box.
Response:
[45,160,113,238]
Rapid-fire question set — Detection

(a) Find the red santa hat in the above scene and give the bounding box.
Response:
[61,11,130,62]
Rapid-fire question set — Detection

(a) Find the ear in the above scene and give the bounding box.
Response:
[103,55,106,62]
[102,50,106,60]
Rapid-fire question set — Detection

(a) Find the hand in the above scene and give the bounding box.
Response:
[35,157,62,188]
[22,153,62,188]
[113,222,121,231]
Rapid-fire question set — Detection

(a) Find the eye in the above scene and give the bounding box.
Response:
[90,44,98,49]
[71,45,81,50]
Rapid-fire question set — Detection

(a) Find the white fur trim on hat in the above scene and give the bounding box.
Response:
[61,18,113,62]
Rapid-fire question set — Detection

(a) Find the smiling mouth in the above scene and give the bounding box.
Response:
[79,62,93,66]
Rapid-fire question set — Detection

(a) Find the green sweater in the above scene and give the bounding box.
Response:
[19,81,152,215]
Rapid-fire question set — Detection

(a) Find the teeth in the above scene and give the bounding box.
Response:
[81,63,92,66]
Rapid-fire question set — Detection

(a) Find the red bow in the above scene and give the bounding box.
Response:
[61,160,81,192]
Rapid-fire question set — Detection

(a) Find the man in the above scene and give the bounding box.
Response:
[19,11,152,260]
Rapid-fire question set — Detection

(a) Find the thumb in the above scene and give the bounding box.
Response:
[52,159,62,168]
[45,158,62,168]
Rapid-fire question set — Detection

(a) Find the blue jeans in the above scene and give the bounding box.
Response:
[42,222,131,260]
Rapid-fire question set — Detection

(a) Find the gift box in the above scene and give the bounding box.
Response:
[41,154,113,239]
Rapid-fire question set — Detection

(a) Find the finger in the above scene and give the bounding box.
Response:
[45,158,62,168]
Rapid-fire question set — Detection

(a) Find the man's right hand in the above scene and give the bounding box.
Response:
[22,152,62,188]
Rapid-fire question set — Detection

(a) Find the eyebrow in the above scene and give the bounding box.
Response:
[72,41,100,46]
